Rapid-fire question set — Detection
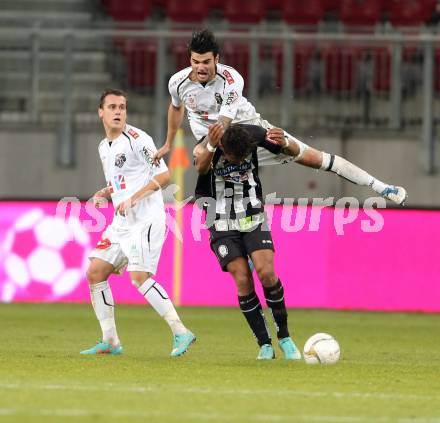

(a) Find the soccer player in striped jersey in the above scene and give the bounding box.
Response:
[193,122,306,360]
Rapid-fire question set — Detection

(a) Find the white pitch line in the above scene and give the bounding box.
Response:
[0,381,436,402]
[1,407,436,423]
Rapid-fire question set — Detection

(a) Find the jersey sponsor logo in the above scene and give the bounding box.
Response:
[222,69,235,85]
[225,171,250,184]
[225,91,238,106]
[128,128,139,139]
[214,160,252,177]
[215,93,223,105]
[107,175,126,193]
[218,244,228,258]
[140,146,156,167]
[114,153,126,168]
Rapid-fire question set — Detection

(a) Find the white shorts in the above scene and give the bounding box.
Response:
[88,217,166,275]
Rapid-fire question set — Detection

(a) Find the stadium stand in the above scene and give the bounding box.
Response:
[223,0,267,24]
[339,0,383,27]
[165,0,209,23]
[282,0,325,25]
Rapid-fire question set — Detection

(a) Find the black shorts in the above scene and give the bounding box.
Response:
[209,223,275,271]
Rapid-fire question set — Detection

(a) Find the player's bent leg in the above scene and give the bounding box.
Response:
[130,271,196,357]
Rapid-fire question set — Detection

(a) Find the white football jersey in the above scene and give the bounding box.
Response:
[168,63,260,140]
[98,124,168,227]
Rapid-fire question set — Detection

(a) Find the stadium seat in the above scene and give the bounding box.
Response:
[105,0,152,21]
[340,0,383,26]
[275,44,317,91]
[223,0,267,23]
[282,0,325,25]
[222,42,249,82]
[115,39,157,89]
[322,0,341,12]
[371,47,391,91]
[323,46,362,92]
[387,0,436,26]
[165,0,209,22]
[171,41,190,70]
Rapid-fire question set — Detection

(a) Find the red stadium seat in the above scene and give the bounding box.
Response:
[171,41,190,70]
[322,0,341,11]
[115,39,157,88]
[340,0,383,26]
[275,44,318,90]
[223,0,267,23]
[371,47,391,91]
[165,0,209,22]
[387,0,436,26]
[282,0,325,25]
[105,0,151,21]
[222,42,250,82]
[323,46,363,92]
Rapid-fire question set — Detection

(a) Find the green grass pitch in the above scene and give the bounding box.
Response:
[0,303,439,423]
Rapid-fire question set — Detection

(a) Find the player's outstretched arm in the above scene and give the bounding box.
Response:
[193,123,224,174]
[154,103,185,163]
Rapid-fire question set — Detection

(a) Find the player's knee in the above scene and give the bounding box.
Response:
[234,274,253,294]
[86,267,103,285]
[255,266,277,286]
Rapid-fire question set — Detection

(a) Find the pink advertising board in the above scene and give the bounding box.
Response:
[0,201,439,312]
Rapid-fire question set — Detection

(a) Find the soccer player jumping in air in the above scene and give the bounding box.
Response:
[156,29,407,205]
[80,89,195,357]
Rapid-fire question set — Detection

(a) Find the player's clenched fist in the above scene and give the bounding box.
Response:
[266,127,286,146]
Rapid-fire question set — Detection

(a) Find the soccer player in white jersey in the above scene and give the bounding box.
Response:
[155,29,407,205]
[80,89,195,357]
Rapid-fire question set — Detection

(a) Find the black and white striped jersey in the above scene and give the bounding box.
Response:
[195,124,283,220]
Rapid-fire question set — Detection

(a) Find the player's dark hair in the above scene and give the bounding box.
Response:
[221,125,258,162]
[188,29,219,57]
[99,89,128,109]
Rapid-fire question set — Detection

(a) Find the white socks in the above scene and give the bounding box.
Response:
[137,278,187,336]
[90,281,120,346]
[321,153,388,194]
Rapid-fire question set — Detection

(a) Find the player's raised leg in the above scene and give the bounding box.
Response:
[131,271,195,357]
[80,258,123,355]
[290,137,407,205]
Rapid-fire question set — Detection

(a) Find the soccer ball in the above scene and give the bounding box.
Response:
[303,333,340,364]
[0,208,91,302]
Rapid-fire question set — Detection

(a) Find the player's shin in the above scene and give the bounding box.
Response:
[263,279,289,339]
[90,281,120,346]
[136,278,187,335]
[321,152,388,193]
[238,292,271,346]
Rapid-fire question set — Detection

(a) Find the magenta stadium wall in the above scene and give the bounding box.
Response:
[0,201,438,312]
